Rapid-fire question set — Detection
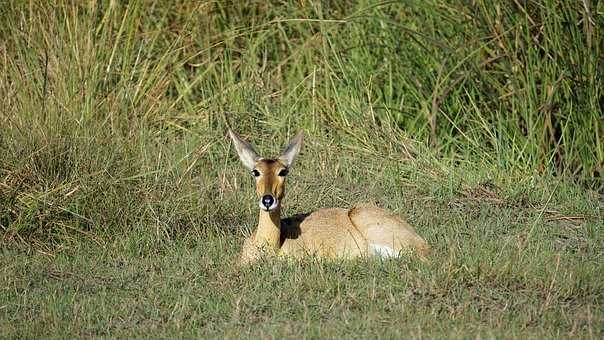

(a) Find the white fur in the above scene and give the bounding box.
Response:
[259,198,279,212]
[370,244,398,258]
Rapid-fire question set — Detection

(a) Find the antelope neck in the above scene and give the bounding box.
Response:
[255,207,281,249]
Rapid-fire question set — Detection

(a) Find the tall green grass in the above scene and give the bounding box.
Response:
[1,2,603,337]
[0,0,602,241]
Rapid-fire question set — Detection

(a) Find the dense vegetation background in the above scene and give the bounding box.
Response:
[1,0,603,338]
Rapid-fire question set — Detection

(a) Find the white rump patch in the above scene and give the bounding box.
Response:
[370,244,399,258]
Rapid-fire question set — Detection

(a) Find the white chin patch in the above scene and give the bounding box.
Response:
[259,199,279,212]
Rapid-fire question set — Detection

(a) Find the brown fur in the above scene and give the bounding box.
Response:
[254,159,287,200]
[238,160,430,264]
[229,131,430,265]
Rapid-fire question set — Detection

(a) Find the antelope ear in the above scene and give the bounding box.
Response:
[229,130,259,170]
[279,132,303,168]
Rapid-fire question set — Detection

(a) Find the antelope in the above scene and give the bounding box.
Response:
[229,130,430,264]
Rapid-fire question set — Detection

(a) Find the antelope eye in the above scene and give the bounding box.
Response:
[251,169,260,177]
[278,168,288,177]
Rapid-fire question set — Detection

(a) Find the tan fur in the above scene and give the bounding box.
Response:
[254,160,286,201]
[229,131,430,265]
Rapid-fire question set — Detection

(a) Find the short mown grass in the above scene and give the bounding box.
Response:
[1,0,603,338]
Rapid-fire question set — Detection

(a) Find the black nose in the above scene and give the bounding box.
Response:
[261,195,274,209]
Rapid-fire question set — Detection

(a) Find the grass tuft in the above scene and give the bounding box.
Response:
[0,0,603,338]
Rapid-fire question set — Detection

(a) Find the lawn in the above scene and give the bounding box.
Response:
[1,1,603,338]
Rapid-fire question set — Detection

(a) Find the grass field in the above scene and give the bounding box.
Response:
[1,0,603,338]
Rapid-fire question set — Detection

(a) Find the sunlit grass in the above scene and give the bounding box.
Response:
[0,0,602,338]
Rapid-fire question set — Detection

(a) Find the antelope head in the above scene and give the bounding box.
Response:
[229,130,303,212]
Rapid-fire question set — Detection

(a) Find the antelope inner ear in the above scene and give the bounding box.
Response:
[279,132,303,168]
[229,130,259,170]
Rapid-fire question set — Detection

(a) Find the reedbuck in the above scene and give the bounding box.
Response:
[229,131,430,264]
